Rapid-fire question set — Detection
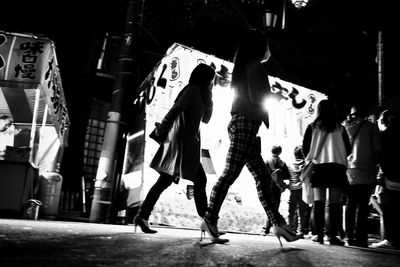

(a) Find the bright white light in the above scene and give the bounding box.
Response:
[264,96,280,112]
[201,85,233,150]
[213,86,234,106]
[209,85,234,126]
[128,130,144,140]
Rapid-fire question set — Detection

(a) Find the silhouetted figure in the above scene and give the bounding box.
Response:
[370,109,400,249]
[134,64,215,234]
[302,99,351,245]
[343,103,382,247]
[201,28,299,246]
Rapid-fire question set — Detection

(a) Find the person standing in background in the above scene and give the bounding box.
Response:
[302,99,351,245]
[263,145,290,235]
[343,103,382,247]
[0,115,13,132]
[370,109,400,249]
[287,145,312,237]
[0,115,14,157]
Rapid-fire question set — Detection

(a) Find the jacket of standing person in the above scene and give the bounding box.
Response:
[266,145,290,192]
[343,105,382,185]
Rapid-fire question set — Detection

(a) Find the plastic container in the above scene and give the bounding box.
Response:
[38,172,63,219]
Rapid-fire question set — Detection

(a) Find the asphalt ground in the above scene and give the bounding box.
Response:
[1,219,400,267]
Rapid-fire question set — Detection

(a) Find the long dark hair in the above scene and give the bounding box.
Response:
[177,63,215,106]
[231,29,268,88]
[188,63,215,88]
[314,99,338,132]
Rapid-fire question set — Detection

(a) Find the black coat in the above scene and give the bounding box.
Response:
[150,85,212,182]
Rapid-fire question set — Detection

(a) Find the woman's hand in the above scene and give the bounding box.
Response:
[155,123,168,138]
[150,122,169,144]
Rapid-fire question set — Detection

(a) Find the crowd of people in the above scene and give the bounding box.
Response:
[132,28,400,249]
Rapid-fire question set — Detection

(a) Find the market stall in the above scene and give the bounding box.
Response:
[122,43,326,231]
[0,31,70,217]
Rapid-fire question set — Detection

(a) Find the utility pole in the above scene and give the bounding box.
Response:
[377,30,384,108]
[90,0,144,223]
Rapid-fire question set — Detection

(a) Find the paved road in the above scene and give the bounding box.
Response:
[1,219,399,266]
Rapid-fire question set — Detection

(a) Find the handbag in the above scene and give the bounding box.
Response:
[300,161,315,184]
[301,127,328,204]
[149,122,168,144]
[301,162,315,204]
[300,130,328,183]
[149,90,186,144]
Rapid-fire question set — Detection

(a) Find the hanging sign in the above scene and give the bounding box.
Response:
[41,49,70,145]
[0,32,51,88]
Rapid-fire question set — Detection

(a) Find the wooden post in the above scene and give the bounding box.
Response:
[29,88,41,164]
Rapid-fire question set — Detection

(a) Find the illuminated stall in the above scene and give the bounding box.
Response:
[0,31,70,217]
[122,43,326,232]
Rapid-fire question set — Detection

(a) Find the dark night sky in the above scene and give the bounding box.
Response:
[1,0,399,116]
[1,0,398,190]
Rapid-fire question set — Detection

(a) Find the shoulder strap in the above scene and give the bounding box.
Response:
[273,158,279,169]
[312,128,329,160]
[350,121,365,148]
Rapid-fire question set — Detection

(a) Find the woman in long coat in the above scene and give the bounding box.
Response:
[134,63,215,233]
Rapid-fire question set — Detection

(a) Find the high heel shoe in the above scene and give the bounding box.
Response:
[272,224,301,247]
[134,215,157,234]
[218,230,226,236]
[200,220,229,244]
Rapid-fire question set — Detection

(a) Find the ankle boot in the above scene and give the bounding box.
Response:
[313,201,325,244]
[328,203,344,246]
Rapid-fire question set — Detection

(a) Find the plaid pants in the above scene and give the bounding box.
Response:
[205,114,284,225]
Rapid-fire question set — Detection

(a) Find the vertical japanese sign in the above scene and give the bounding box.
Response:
[41,47,70,146]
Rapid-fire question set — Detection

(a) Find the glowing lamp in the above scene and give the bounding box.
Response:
[291,0,309,9]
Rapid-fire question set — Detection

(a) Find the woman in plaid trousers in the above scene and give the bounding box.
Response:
[200,29,300,245]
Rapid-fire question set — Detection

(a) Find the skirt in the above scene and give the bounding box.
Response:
[311,163,348,188]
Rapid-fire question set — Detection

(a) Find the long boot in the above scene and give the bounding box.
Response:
[328,202,345,246]
[312,201,325,244]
